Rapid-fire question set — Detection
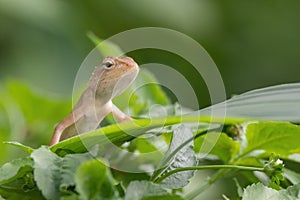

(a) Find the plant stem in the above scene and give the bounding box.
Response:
[155,165,264,184]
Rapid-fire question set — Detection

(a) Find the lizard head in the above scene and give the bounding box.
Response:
[94,56,139,100]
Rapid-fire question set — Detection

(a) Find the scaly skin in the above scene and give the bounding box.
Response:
[49,56,139,145]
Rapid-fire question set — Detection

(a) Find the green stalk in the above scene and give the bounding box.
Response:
[155,165,264,184]
[51,115,247,154]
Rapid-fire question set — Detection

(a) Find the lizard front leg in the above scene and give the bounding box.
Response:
[49,110,83,146]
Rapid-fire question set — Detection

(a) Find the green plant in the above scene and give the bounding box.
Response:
[0,37,300,200]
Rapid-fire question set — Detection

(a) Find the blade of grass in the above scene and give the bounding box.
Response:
[50,115,247,154]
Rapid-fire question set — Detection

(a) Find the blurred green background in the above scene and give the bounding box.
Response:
[1,0,300,198]
[1,0,299,98]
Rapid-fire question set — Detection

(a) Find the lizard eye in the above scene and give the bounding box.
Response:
[103,61,114,69]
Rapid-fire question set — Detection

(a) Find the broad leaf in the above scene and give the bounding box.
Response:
[30,145,102,199]
[282,183,300,198]
[0,187,43,200]
[121,136,166,170]
[124,181,183,200]
[238,122,300,160]
[242,183,279,200]
[0,157,40,199]
[154,125,196,189]
[75,159,116,200]
[31,146,62,200]
[60,151,94,189]
[194,132,240,163]
[0,157,33,185]
[242,183,300,200]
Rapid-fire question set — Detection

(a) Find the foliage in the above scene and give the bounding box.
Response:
[0,38,300,199]
[242,183,300,200]
[0,80,71,166]
[0,77,300,199]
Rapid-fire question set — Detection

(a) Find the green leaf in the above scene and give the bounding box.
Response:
[60,151,94,189]
[194,132,240,163]
[0,157,33,185]
[200,83,300,122]
[129,137,164,154]
[29,145,101,199]
[87,31,123,56]
[284,168,300,185]
[0,187,43,200]
[60,193,79,200]
[112,170,150,188]
[282,183,300,198]
[75,159,116,200]
[120,136,165,169]
[49,118,167,154]
[0,80,70,147]
[31,146,62,200]
[238,122,300,160]
[0,80,71,166]
[130,69,170,108]
[154,125,196,189]
[3,141,34,154]
[242,182,300,200]
[50,113,243,159]
[242,183,279,200]
[124,181,183,200]
[234,157,263,167]
[0,157,40,199]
